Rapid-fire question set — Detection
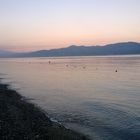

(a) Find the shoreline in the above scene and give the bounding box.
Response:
[0,83,89,140]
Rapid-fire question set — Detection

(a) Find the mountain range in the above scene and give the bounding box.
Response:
[1,42,140,58]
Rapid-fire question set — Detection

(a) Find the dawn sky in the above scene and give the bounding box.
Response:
[0,0,140,51]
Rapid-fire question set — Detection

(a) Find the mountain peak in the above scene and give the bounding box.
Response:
[1,42,140,57]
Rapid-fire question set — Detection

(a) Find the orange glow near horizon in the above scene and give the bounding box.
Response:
[0,0,140,52]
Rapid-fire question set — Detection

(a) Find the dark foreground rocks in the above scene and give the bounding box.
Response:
[0,84,88,140]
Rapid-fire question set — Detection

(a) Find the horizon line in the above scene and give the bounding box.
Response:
[0,41,140,53]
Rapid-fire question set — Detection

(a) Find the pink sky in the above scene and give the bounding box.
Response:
[0,0,140,52]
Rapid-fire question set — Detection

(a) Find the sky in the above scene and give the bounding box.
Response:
[0,0,140,52]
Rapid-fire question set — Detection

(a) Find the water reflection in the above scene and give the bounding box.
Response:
[0,56,140,140]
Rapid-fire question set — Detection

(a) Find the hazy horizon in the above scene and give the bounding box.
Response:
[0,0,140,52]
[0,41,140,53]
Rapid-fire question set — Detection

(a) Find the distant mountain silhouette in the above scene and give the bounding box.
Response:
[0,50,15,57]
[1,42,140,57]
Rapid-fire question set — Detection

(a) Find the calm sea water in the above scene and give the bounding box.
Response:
[0,56,140,140]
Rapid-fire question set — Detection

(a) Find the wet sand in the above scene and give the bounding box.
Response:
[0,83,88,140]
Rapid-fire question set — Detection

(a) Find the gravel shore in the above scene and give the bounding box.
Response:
[0,83,89,140]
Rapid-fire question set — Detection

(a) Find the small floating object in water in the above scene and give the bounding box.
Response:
[115,70,118,72]
[83,66,86,69]
[66,64,69,67]
[48,61,51,64]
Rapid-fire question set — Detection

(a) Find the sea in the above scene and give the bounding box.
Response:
[0,55,140,140]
